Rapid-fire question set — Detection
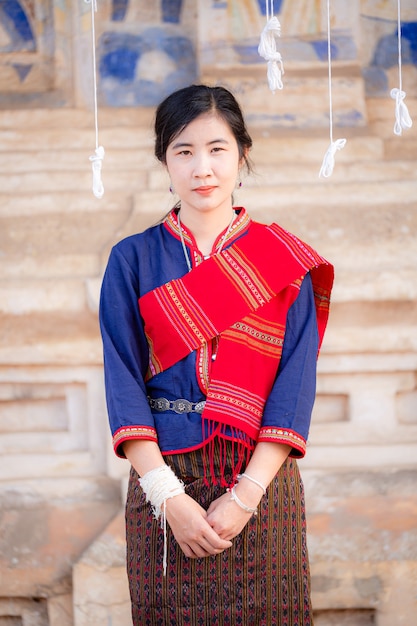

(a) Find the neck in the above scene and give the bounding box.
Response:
[179,208,235,256]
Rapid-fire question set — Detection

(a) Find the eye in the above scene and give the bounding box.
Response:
[211,146,224,153]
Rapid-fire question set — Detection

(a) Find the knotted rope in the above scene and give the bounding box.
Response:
[390,0,412,136]
[85,0,105,198]
[319,138,347,178]
[319,0,346,178]
[258,1,284,92]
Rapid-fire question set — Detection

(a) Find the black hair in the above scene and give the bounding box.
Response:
[154,84,253,172]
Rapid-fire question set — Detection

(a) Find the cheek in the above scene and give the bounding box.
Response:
[166,163,183,184]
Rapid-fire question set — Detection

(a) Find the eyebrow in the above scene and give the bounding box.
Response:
[170,138,229,150]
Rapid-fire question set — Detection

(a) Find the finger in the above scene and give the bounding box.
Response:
[197,517,233,548]
[181,543,209,559]
[202,531,232,552]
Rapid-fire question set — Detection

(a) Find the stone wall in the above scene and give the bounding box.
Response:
[0,1,416,625]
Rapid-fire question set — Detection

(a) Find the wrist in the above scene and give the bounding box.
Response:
[233,481,263,509]
[139,464,185,519]
[232,473,266,509]
[228,485,258,516]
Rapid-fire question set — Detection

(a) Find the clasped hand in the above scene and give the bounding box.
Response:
[165,490,255,559]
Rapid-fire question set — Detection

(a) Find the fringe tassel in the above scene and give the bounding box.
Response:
[202,420,254,487]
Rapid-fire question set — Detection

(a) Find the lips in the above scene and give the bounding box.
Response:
[193,186,216,194]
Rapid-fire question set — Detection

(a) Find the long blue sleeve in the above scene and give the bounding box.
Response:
[259,273,318,455]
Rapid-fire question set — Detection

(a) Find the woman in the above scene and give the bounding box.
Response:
[100,84,333,625]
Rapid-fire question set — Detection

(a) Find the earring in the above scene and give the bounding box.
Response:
[169,183,175,194]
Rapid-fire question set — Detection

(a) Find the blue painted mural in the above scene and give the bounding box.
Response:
[0,0,35,52]
[99,0,197,106]
[256,0,284,15]
[111,0,128,22]
[233,34,356,66]
[161,0,182,24]
[364,20,417,96]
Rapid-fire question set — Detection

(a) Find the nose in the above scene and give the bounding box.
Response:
[193,152,212,178]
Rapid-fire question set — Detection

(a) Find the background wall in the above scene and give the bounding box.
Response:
[0,1,416,625]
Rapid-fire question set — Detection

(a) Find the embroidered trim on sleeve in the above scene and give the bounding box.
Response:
[258,426,307,458]
[113,425,158,457]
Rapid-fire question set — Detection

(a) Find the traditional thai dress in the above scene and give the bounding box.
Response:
[99,207,333,625]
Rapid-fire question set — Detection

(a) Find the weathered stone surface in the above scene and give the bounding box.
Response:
[47,593,73,626]
[0,598,49,625]
[0,313,100,365]
[73,511,130,626]
[0,192,132,218]
[306,470,417,622]
[0,478,120,598]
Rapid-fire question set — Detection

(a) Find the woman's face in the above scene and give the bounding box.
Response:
[165,112,243,219]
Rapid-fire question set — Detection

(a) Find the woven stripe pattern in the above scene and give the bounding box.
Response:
[126,444,313,625]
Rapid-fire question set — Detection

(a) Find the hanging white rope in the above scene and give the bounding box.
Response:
[319,0,346,178]
[86,0,105,198]
[258,1,284,92]
[390,0,412,136]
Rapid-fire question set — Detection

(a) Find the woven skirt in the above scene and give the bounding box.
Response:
[126,442,313,626]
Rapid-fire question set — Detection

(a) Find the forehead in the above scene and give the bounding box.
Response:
[171,113,235,144]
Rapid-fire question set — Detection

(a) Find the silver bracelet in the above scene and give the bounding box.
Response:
[237,473,267,494]
[229,485,258,516]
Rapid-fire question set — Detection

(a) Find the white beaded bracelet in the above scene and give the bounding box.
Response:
[228,485,258,516]
[237,473,267,494]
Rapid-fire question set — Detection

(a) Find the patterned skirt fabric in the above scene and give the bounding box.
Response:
[126,442,313,625]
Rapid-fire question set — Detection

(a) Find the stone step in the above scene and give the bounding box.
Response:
[0,168,147,195]
[0,312,101,365]
[0,191,132,217]
[0,153,414,197]
[1,194,416,296]
[0,107,154,130]
[0,147,159,173]
[245,159,417,186]
[3,178,409,220]
[73,510,130,626]
[0,451,102,481]
[300,442,417,470]
[0,306,416,366]
[148,158,417,190]
[0,126,154,152]
[0,254,100,280]
[0,163,415,198]
[0,477,120,597]
[0,209,131,260]
[0,127,386,161]
[241,179,417,211]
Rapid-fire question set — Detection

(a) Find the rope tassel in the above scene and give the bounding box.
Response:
[391,0,413,136]
[390,88,412,136]
[89,146,105,199]
[319,138,347,178]
[258,15,284,92]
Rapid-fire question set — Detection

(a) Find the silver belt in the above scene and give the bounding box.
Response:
[148,396,206,414]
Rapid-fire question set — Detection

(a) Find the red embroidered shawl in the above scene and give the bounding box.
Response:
[139,221,334,445]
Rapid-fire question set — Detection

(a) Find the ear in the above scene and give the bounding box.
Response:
[239,147,249,170]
